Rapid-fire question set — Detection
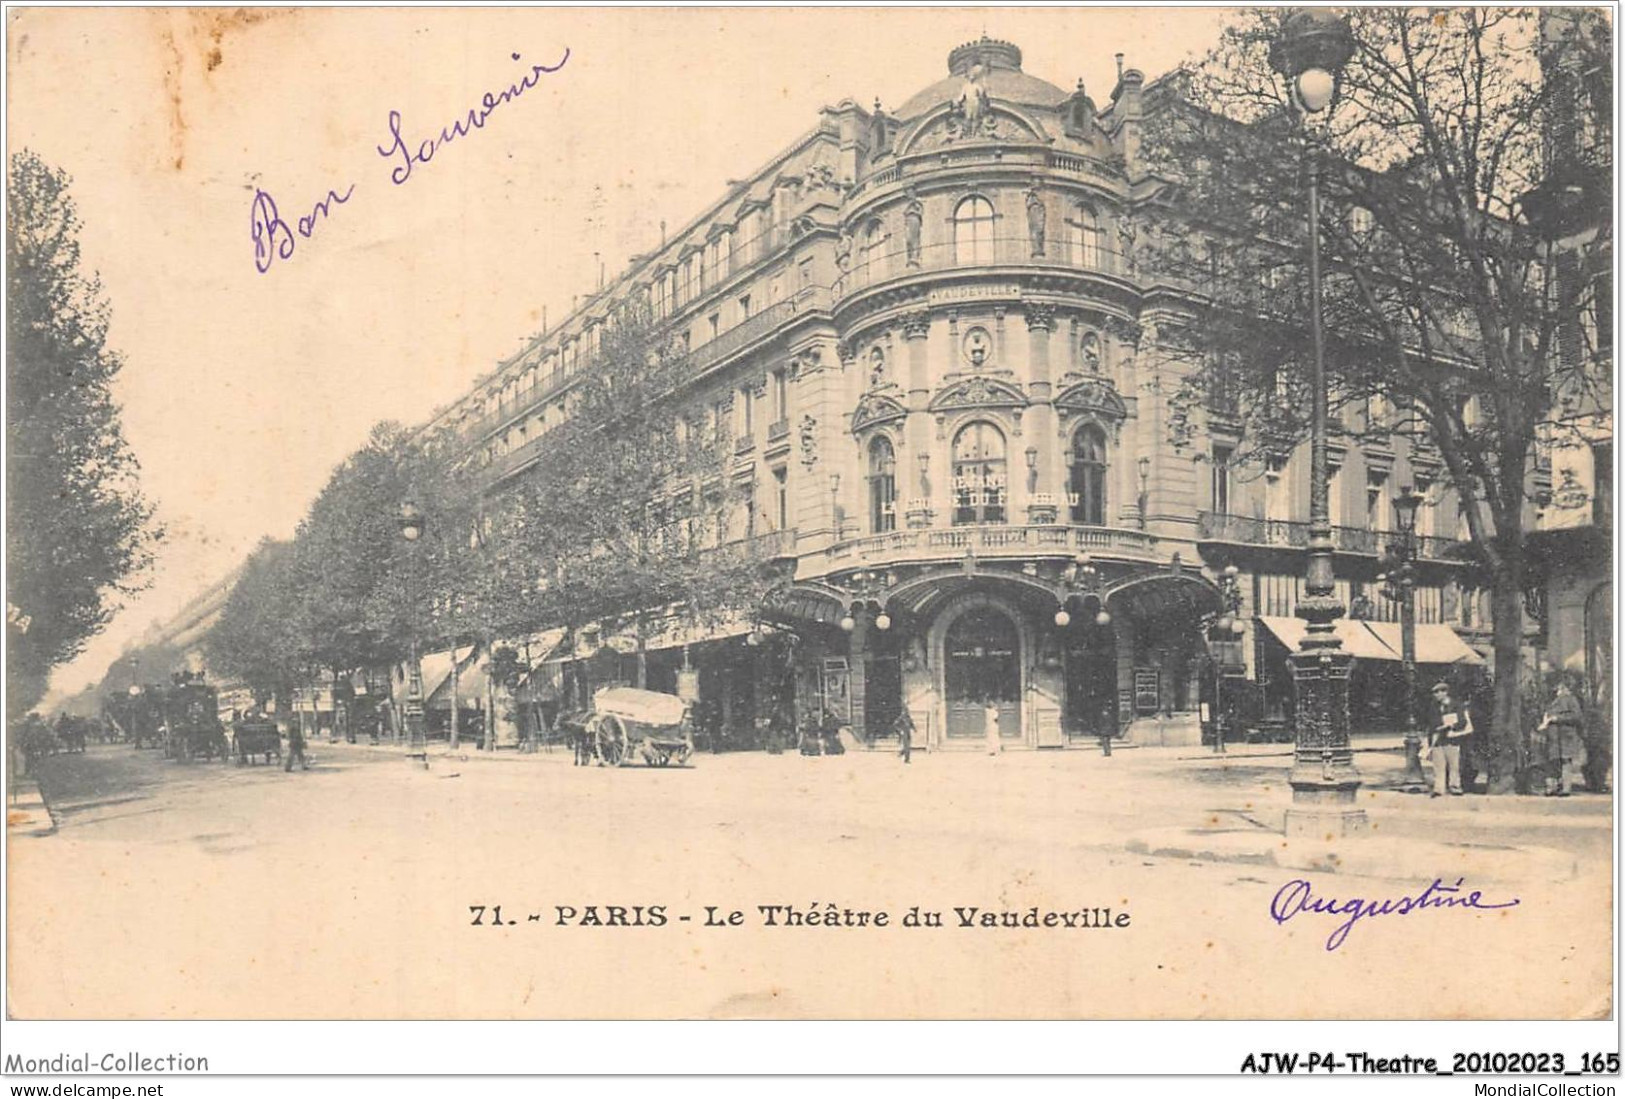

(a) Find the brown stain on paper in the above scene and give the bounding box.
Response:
[155,8,295,172]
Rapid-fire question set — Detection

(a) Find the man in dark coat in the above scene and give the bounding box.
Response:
[284,716,309,772]
[894,708,915,764]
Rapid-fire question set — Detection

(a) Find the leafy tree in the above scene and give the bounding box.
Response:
[1139,8,1611,788]
[7,150,160,717]
[204,538,307,708]
[503,299,783,692]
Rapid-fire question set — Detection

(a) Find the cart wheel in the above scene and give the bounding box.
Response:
[677,744,693,766]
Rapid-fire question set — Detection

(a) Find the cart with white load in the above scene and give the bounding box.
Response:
[589,687,693,768]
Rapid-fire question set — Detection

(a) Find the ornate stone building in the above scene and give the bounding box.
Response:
[421,38,1487,749]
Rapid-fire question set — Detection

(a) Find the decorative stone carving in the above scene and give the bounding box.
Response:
[940,64,1001,143]
[1024,303,1057,332]
[928,374,1029,413]
[904,189,923,267]
[850,392,908,434]
[900,310,932,341]
[1105,316,1143,346]
[1025,184,1046,257]
[1081,330,1103,373]
[1055,378,1128,420]
[789,346,828,379]
[798,414,819,468]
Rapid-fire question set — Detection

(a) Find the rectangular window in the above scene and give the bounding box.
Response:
[1366,470,1388,529]
[1327,465,1343,527]
[1414,477,1435,538]
[1212,445,1234,515]
[1264,455,1288,520]
[711,398,729,444]
[772,370,789,422]
[773,467,789,530]
[739,294,752,319]
[738,385,754,438]
[798,257,813,288]
[709,313,720,342]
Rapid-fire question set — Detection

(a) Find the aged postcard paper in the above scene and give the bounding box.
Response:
[4,5,1613,1030]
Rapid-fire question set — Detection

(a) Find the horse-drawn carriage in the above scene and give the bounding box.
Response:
[105,687,164,749]
[161,677,230,763]
[231,715,282,766]
[589,687,694,768]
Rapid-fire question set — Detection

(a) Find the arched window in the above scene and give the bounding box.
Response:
[1069,424,1109,525]
[862,219,889,282]
[1068,204,1102,268]
[868,436,897,533]
[953,196,995,265]
[952,421,1007,525]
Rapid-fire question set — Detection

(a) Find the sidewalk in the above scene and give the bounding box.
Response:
[6,773,56,836]
[1122,744,1607,883]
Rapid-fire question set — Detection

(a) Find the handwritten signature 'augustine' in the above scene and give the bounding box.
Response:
[1270,876,1520,951]
[377,48,571,186]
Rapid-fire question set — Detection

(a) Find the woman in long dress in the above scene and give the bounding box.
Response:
[984,699,1001,756]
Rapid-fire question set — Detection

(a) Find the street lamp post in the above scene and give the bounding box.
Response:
[1056,552,1114,755]
[1271,9,1366,837]
[1388,486,1426,790]
[398,500,429,769]
[1211,564,1244,755]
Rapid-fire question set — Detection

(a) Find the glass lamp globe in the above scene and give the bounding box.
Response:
[1297,68,1336,112]
[839,615,856,633]
[1054,609,1071,628]
[1095,611,1112,627]
[875,613,892,631]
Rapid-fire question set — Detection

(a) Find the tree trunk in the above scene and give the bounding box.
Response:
[635,613,648,689]
[483,633,495,752]
[1488,569,1525,794]
[450,648,460,751]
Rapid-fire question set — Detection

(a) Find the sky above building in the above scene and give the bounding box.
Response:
[7,6,1231,698]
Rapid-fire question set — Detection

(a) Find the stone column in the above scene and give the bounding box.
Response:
[1024,304,1059,522]
[847,615,869,742]
[901,310,934,527]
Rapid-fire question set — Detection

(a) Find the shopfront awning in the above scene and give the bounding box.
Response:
[1257,617,1484,665]
[1361,621,1486,666]
[426,646,485,709]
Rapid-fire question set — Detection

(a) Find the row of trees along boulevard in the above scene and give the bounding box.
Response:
[1138,8,1610,792]
[7,151,161,721]
[207,299,785,748]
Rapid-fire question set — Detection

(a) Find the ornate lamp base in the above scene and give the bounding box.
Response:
[1284,643,1367,838]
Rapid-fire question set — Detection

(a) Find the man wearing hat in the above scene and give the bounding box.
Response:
[1428,681,1472,797]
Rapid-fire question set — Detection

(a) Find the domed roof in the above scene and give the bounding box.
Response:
[894,37,1070,120]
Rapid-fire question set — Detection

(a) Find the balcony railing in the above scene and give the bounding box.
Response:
[833,236,1129,303]
[460,287,831,452]
[845,146,1123,203]
[823,523,1154,567]
[1196,512,1466,562]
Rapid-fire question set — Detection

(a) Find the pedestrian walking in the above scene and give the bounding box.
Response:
[284,717,309,772]
[1427,681,1470,797]
[1537,681,1586,797]
[984,698,1002,756]
[894,708,915,764]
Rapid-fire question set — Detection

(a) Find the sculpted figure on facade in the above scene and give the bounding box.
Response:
[903,190,923,268]
[953,62,992,137]
[1025,185,1047,257]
